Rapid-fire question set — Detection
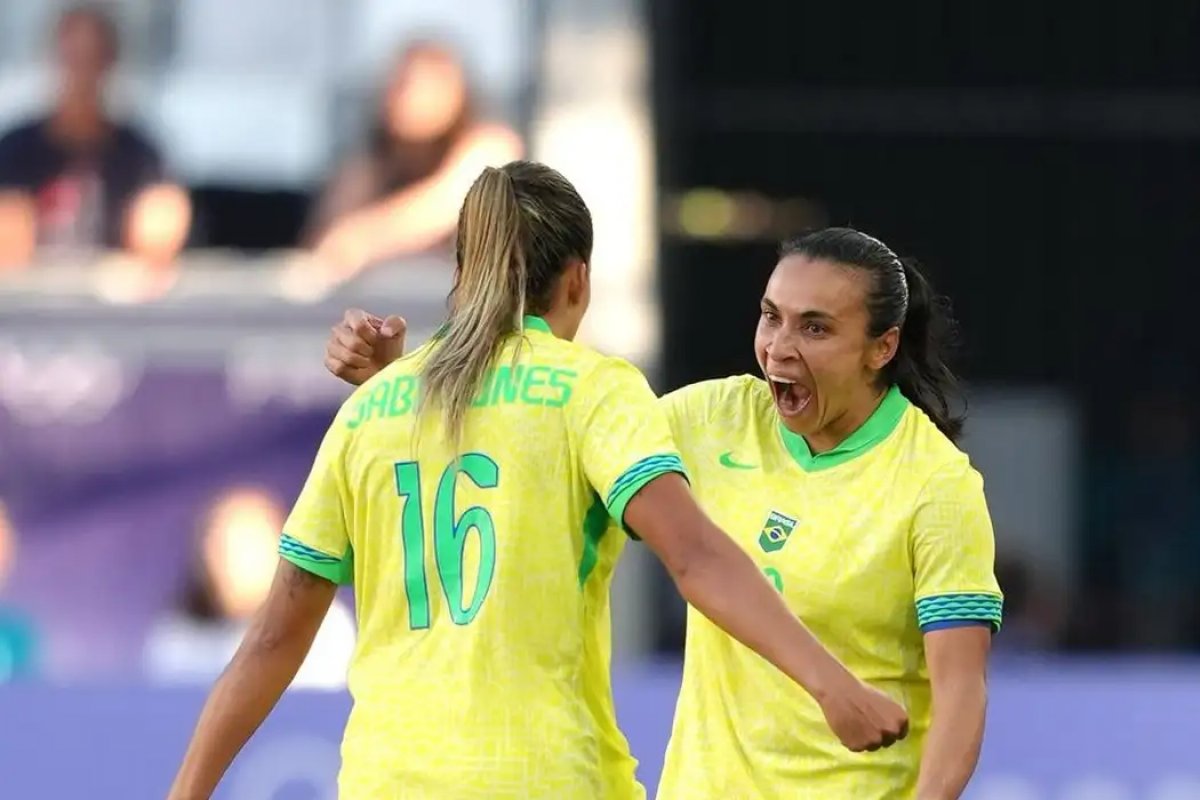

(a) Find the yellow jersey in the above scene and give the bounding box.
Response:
[654,376,1003,800]
[279,316,681,800]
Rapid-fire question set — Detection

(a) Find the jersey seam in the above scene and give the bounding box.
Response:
[906,455,975,563]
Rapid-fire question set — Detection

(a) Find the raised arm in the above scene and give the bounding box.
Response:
[324,308,408,385]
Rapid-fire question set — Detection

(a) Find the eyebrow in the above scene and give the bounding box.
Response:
[761,298,836,321]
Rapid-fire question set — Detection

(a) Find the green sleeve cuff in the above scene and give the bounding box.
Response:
[604,453,689,534]
[279,533,354,586]
[916,592,1003,633]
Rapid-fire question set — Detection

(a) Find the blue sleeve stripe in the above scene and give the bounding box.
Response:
[921,620,994,633]
[605,454,687,509]
[916,592,1003,632]
[279,533,342,564]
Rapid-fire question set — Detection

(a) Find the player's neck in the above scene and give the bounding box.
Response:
[805,387,888,454]
[536,309,579,341]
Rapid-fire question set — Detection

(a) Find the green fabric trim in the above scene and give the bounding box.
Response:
[778,385,909,472]
[916,592,1004,633]
[578,495,609,587]
[434,315,550,340]
[279,535,354,586]
[522,315,552,334]
[606,454,688,532]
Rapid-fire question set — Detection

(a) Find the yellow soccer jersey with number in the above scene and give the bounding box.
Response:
[654,376,1003,800]
[279,316,680,800]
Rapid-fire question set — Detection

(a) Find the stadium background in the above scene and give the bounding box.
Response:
[1,1,1198,797]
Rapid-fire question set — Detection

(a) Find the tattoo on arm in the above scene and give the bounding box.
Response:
[281,561,334,600]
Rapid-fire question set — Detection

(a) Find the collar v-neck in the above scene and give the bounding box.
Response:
[777,385,909,472]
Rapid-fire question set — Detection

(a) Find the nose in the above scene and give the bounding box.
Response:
[764,328,801,363]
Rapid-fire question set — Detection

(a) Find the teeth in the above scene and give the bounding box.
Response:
[768,374,795,384]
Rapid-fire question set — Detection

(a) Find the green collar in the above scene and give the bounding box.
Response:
[523,315,552,334]
[778,385,909,472]
[434,314,551,339]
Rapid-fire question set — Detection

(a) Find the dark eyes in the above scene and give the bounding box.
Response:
[761,311,829,336]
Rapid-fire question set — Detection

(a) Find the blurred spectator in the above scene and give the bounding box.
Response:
[991,556,1060,654]
[306,39,522,278]
[0,4,191,271]
[144,487,354,690]
[1076,389,1200,649]
[0,502,38,682]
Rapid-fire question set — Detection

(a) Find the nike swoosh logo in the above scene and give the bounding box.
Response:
[718,452,757,470]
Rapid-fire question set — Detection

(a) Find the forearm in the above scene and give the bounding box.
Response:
[915,677,987,800]
[673,524,849,700]
[355,183,458,259]
[0,191,36,268]
[168,625,312,798]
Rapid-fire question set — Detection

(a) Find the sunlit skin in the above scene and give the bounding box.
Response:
[755,254,900,454]
[200,490,286,620]
[51,10,116,142]
[385,45,469,143]
[0,503,13,589]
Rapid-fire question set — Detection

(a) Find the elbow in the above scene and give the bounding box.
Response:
[238,612,310,665]
[663,529,721,601]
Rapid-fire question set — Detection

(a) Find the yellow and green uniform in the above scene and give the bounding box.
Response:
[653,376,1003,799]
[279,316,681,799]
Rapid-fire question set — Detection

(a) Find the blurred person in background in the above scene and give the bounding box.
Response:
[0,501,38,682]
[0,4,191,272]
[305,39,521,279]
[1078,387,1200,649]
[990,556,1058,654]
[144,486,354,690]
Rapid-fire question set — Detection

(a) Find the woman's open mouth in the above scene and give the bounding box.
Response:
[767,374,812,417]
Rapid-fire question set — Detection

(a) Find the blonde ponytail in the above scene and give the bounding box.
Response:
[420,167,527,446]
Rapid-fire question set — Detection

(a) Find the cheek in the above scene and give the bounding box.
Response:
[803,341,860,385]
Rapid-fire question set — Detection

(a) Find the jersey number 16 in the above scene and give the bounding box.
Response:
[394,454,499,630]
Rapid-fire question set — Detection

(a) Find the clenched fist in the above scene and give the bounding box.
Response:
[323,308,407,386]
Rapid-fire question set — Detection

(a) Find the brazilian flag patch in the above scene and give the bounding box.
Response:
[758,510,798,553]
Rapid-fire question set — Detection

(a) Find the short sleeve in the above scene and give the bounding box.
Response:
[569,357,687,529]
[279,413,354,585]
[911,460,1004,633]
[658,387,694,451]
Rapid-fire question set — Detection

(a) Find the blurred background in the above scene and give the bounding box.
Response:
[1,1,1198,798]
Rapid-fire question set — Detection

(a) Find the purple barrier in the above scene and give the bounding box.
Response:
[2,663,1200,799]
[0,360,347,679]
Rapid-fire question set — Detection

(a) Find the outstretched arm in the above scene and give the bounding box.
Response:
[167,561,336,800]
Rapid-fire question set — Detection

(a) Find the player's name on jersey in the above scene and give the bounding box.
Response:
[347,364,579,429]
